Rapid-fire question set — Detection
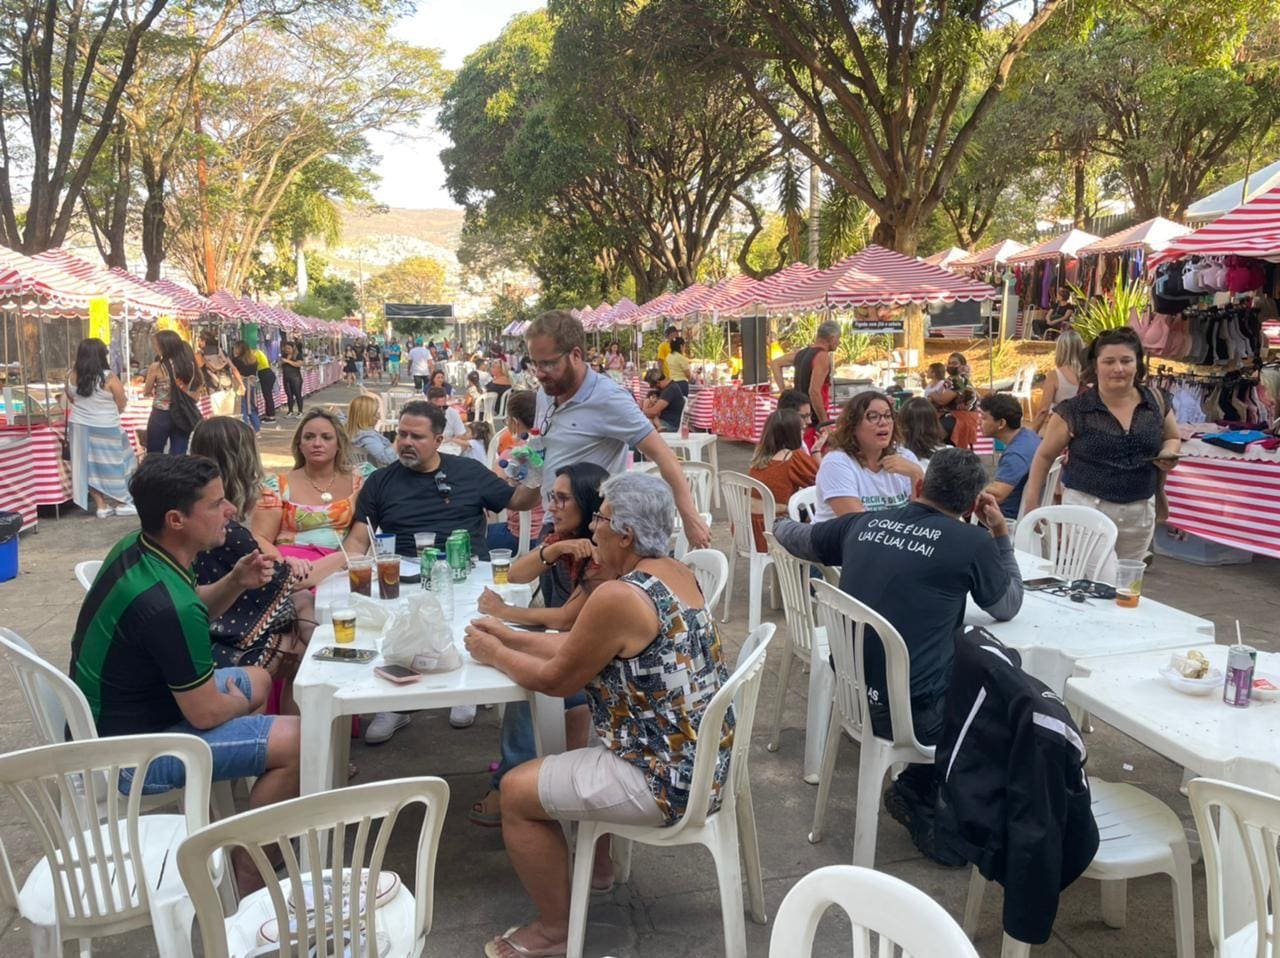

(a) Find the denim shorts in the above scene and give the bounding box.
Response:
[118,668,275,796]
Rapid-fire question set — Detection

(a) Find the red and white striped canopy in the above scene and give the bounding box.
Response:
[776,245,997,310]
[0,247,96,313]
[697,275,760,314]
[34,249,178,318]
[922,247,970,269]
[624,292,676,327]
[151,279,215,318]
[206,290,255,323]
[598,297,638,329]
[954,239,1028,269]
[717,263,819,316]
[658,283,715,319]
[1078,217,1190,256]
[1005,228,1100,264]
[1153,184,1280,263]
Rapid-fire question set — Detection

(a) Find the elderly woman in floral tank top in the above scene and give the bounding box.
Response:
[464,472,732,958]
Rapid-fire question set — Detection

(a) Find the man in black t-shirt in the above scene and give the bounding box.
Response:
[343,400,541,741]
[640,368,685,432]
[773,447,1023,863]
[345,401,541,560]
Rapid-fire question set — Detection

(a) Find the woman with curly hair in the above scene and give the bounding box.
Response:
[813,390,923,522]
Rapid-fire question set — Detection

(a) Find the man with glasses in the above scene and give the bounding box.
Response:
[341,400,542,741]
[525,310,710,548]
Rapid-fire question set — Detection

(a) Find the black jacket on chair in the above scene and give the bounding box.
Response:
[934,626,1098,945]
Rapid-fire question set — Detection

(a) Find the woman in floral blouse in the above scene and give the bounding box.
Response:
[464,473,732,958]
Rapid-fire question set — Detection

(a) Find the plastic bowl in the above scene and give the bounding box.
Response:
[1158,667,1223,696]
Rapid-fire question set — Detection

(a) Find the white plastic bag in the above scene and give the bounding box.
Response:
[381,591,462,673]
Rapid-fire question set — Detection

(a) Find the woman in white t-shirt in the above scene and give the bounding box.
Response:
[813,391,924,522]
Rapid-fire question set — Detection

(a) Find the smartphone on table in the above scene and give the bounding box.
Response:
[1023,576,1064,589]
[313,646,377,664]
[374,664,422,684]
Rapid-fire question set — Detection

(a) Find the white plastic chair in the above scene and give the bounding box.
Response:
[763,534,832,766]
[1010,363,1037,415]
[680,461,714,515]
[770,864,979,957]
[1189,777,1280,958]
[0,733,226,958]
[74,560,102,592]
[787,487,817,522]
[178,776,450,958]
[681,548,730,609]
[385,387,418,414]
[1014,505,1117,581]
[719,471,778,631]
[1017,455,1065,521]
[565,624,775,958]
[807,580,935,867]
[473,391,498,425]
[494,387,511,427]
[0,629,238,823]
[965,779,1194,958]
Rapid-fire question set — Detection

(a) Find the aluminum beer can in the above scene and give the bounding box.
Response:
[447,531,470,581]
[1223,645,1255,707]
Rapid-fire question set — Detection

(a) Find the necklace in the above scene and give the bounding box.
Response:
[303,468,338,504]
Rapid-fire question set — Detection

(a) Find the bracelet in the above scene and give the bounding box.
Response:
[539,544,554,567]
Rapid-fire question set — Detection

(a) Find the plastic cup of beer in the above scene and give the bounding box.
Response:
[332,608,357,644]
[414,532,436,555]
[1115,560,1145,608]
[377,553,401,600]
[347,556,374,597]
[490,549,513,585]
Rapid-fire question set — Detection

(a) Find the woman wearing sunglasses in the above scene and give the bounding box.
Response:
[813,390,924,522]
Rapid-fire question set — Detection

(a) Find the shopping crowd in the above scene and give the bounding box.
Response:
[62,308,1180,956]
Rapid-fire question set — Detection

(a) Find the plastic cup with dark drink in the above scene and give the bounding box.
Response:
[348,556,374,597]
[377,554,401,600]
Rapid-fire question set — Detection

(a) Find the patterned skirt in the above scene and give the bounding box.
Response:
[69,422,137,511]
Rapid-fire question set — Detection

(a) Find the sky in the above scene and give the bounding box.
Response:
[365,1,544,211]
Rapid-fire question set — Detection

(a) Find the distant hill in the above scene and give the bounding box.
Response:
[321,205,465,291]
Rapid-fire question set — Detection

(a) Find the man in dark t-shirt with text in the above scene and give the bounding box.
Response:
[774,447,1024,863]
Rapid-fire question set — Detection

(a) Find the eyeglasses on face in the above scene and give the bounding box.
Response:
[532,352,570,372]
[549,492,574,507]
[862,411,894,424]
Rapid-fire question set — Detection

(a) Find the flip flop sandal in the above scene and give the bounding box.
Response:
[483,926,567,958]
[590,878,614,896]
[469,794,502,828]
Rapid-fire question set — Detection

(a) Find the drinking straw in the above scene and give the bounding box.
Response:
[365,519,377,556]
[1235,620,1243,646]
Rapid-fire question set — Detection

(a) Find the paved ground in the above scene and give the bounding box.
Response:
[0,378,1275,957]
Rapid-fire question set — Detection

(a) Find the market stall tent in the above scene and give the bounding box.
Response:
[717,262,820,317]
[922,247,970,269]
[1077,217,1191,255]
[1154,182,1280,263]
[954,239,1028,269]
[1005,228,1101,264]
[776,245,998,310]
[1184,158,1280,225]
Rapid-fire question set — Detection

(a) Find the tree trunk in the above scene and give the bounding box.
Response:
[141,161,168,281]
[900,304,926,374]
[1072,153,1087,227]
[870,218,919,255]
[103,130,131,269]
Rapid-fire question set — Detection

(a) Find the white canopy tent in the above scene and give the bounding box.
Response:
[1184,158,1280,224]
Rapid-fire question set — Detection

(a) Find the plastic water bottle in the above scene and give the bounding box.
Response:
[430,551,454,619]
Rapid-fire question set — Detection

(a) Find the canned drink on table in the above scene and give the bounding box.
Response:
[1223,645,1255,707]
[447,530,471,582]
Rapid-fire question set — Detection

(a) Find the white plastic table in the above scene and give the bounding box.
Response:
[296,563,566,797]
[964,551,1217,694]
[1066,645,1280,934]
[659,431,720,506]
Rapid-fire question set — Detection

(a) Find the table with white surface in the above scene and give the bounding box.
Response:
[659,431,720,506]
[801,550,1216,781]
[1066,645,1280,934]
[296,562,566,797]
[964,551,1217,694]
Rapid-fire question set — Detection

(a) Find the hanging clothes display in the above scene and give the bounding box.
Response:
[1150,369,1276,427]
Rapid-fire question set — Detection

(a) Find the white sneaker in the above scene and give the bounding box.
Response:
[449,705,476,729]
[113,503,137,517]
[364,711,410,744]
[95,508,114,518]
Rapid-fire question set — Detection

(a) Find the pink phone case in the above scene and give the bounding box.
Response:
[374,666,421,684]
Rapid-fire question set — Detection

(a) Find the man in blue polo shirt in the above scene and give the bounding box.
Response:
[980,392,1042,519]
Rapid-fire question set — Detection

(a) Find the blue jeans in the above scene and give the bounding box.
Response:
[486,522,541,553]
[145,406,189,454]
[118,668,275,795]
[355,361,365,386]
[490,692,589,789]
[241,384,261,432]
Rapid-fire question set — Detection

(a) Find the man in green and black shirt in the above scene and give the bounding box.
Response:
[70,455,301,870]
